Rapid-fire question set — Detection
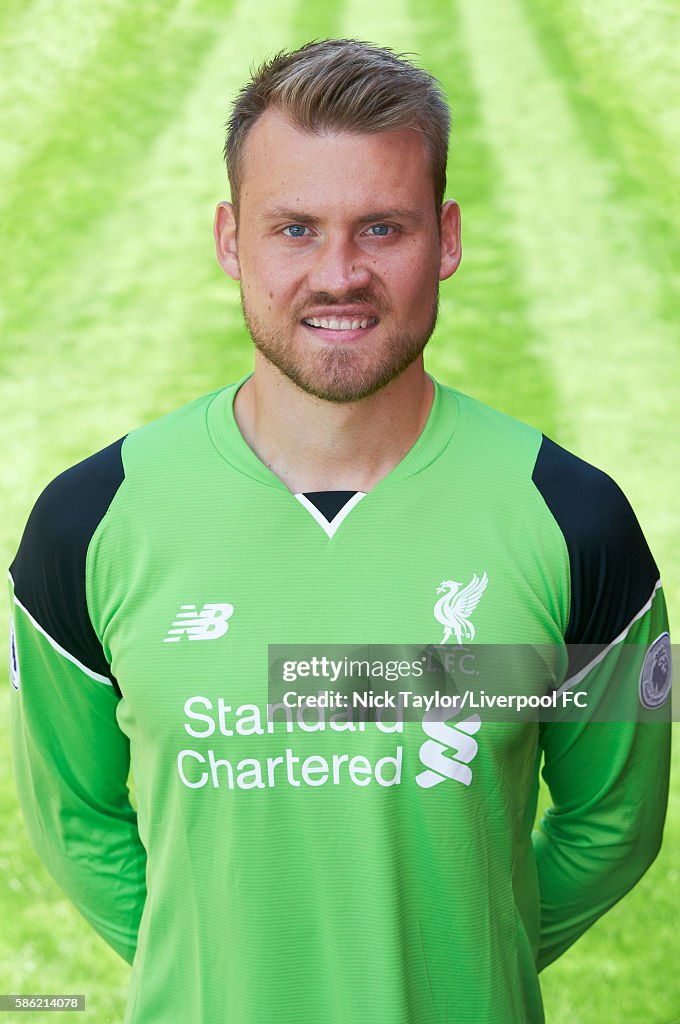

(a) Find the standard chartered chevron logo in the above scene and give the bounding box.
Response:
[415,710,481,788]
[164,603,234,642]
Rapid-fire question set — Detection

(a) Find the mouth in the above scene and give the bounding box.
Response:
[302,316,378,331]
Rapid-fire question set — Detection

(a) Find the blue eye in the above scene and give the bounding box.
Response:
[283,224,308,237]
[367,224,391,236]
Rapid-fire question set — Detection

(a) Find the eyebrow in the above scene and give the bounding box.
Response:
[261,206,423,225]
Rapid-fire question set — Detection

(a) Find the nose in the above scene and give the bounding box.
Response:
[306,234,372,295]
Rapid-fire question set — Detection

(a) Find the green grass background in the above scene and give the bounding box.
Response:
[1,1,678,1021]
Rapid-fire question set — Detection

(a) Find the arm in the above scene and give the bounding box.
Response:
[533,587,671,969]
[8,440,147,963]
[530,435,672,969]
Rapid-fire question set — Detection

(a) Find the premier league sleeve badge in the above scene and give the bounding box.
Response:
[639,632,672,709]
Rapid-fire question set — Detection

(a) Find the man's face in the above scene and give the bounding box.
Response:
[215,108,461,403]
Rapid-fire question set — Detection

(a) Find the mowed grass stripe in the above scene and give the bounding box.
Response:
[455,0,680,583]
[525,0,680,414]
[408,0,562,438]
[0,0,37,39]
[563,0,680,187]
[529,0,680,232]
[0,0,227,358]
[0,0,126,182]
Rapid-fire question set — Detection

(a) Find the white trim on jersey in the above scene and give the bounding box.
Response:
[294,491,367,538]
[558,578,663,692]
[8,571,114,687]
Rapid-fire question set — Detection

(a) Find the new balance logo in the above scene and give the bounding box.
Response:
[415,709,481,788]
[164,603,234,643]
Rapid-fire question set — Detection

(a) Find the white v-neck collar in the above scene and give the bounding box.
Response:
[294,491,367,537]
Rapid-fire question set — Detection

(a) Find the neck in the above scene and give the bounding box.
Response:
[233,355,435,493]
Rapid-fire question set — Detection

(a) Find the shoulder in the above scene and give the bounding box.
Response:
[9,438,128,685]
[8,387,224,682]
[530,435,659,644]
[445,385,541,450]
[13,386,225,559]
[124,387,223,452]
[531,435,639,544]
[447,384,650,558]
[438,385,543,492]
[13,437,127,562]
[438,382,661,645]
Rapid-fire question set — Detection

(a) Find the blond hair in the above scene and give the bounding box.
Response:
[224,38,451,218]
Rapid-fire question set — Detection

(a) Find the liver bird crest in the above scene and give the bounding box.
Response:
[434,573,488,645]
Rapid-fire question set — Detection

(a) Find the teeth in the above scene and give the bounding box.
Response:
[303,317,377,330]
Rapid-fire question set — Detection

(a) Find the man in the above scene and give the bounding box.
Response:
[8,38,671,1024]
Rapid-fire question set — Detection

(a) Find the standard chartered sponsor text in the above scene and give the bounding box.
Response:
[178,696,404,791]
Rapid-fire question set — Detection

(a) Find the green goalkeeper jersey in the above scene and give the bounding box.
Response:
[8,374,671,1024]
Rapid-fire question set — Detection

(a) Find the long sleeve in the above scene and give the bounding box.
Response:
[533,589,671,969]
[531,436,672,970]
[7,439,147,963]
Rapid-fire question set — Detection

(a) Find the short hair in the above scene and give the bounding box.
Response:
[224,38,451,218]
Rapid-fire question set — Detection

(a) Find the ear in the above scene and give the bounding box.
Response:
[438,200,462,281]
[214,201,240,280]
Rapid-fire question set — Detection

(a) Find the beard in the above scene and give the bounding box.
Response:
[240,288,440,404]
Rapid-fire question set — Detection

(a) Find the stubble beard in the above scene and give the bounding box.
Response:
[240,290,440,404]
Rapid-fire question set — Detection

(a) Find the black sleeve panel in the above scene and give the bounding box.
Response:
[9,438,126,691]
[532,435,659,654]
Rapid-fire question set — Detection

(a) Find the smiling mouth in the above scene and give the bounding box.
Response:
[302,316,378,331]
